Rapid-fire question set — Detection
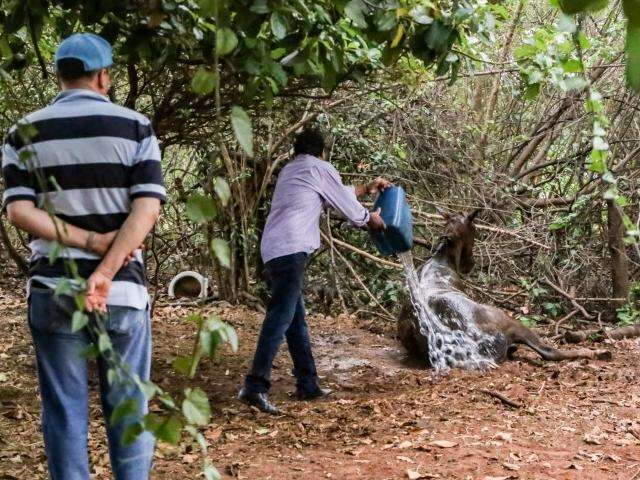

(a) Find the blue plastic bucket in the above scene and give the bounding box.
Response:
[369,186,413,256]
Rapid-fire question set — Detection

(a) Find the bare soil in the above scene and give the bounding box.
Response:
[1,275,640,480]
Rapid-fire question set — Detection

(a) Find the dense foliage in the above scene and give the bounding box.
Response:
[1,0,640,470]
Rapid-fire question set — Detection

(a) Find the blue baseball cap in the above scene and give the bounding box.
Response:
[54,33,113,72]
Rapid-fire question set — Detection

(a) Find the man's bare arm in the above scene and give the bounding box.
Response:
[354,177,392,198]
[6,200,116,255]
[85,197,161,312]
[95,198,160,278]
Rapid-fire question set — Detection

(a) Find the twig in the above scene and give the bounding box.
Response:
[326,214,349,315]
[554,309,578,336]
[413,210,551,250]
[322,232,395,320]
[321,232,402,269]
[478,389,523,409]
[543,277,594,320]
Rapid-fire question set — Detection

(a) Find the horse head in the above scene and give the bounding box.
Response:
[434,208,480,275]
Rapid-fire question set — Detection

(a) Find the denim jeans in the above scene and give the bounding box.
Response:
[245,252,319,394]
[28,287,154,480]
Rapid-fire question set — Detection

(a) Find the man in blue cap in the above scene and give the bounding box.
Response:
[2,33,164,479]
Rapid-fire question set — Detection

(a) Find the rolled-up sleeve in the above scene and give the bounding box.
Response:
[2,130,36,209]
[130,124,166,204]
[319,164,370,227]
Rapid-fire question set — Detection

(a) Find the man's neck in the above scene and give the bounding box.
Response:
[61,84,105,96]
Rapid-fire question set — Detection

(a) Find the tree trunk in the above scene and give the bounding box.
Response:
[0,214,28,274]
[607,200,630,306]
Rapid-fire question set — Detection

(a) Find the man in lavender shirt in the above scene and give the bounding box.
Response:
[239,128,389,414]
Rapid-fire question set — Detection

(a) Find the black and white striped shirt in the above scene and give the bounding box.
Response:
[1,89,166,309]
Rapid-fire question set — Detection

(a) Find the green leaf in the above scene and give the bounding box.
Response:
[54,278,73,296]
[230,106,254,156]
[182,387,211,426]
[562,58,583,73]
[172,356,193,376]
[81,344,99,359]
[48,241,62,265]
[213,177,231,206]
[200,316,238,354]
[71,311,89,333]
[559,0,609,14]
[122,422,144,445]
[626,26,640,92]
[410,6,433,24]
[375,11,396,31]
[523,82,540,100]
[110,399,138,425]
[345,0,368,28]
[191,68,216,95]
[144,413,183,445]
[557,14,576,33]
[270,12,287,39]
[185,194,217,224]
[184,424,208,451]
[204,464,221,480]
[139,380,158,400]
[250,0,270,14]
[624,0,640,26]
[211,238,231,269]
[616,194,630,207]
[209,317,237,349]
[216,28,238,56]
[424,20,453,53]
[562,76,588,91]
[98,332,112,353]
[588,149,607,173]
[198,0,216,17]
[577,31,591,50]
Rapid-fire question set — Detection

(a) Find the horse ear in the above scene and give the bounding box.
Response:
[466,208,481,223]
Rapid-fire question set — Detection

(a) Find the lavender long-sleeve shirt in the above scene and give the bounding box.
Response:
[260,154,370,263]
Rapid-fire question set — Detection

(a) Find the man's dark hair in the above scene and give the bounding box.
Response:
[293,128,325,157]
[56,58,98,82]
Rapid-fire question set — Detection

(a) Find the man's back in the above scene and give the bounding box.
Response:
[260,154,369,264]
[2,89,165,308]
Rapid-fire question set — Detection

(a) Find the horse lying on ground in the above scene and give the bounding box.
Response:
[398,210,611,364]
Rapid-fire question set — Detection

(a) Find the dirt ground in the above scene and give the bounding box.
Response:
[1,274,640,480]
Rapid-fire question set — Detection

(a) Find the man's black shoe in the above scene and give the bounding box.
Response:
[296,387,333,401]
[238,388,280,415]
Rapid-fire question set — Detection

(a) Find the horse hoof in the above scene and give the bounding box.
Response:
[595,350,612,360]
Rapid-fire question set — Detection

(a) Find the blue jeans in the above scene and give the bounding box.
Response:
[245,252,319,394]
[28,287,154,480]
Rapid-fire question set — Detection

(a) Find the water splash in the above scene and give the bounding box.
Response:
[398,251,497,371]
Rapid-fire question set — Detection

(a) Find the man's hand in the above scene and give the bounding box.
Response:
[87,230,144,265]
[88,231,118,256]
[355,177,393,197]
[366,177,392,194]
[85,269,112,313]
[367,208,386,231]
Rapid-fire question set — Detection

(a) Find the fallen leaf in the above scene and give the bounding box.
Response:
[397,455,414,463]
[502,462,520,471]
[429,440,458,448]
[583,434,602,445]
[397,440,413,449]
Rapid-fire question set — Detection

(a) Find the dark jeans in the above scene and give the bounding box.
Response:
[245,252,319,394]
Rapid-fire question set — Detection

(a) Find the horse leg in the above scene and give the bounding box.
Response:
[513,325,611,361]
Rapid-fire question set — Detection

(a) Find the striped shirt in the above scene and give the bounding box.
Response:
[1,89,165,309]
